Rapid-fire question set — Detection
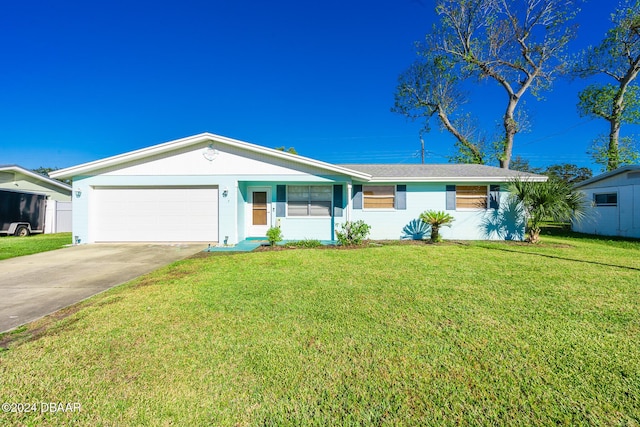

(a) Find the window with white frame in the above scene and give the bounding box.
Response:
[594,193,617,206]
[287,185,332,216]
[363,185,395,209]
[456,185,488,209]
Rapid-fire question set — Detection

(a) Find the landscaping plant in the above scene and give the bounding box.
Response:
[266,226,283,247]
[509,177,588,243]
[419,210,454,242]
[287,239,322,248]
[335,220,371,246]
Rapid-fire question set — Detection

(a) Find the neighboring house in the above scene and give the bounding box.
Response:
[0,165,71,201]
[0,165,72,234]
[572,165,640,239]
[50,133,546,245]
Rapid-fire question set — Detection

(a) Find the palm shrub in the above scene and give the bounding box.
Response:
[509,177,588,243]
[419,210,454,242]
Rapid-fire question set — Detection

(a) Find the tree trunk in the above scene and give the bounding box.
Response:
[430,225,440,242]
[607,60,640,171]
[527,227,541,244]
[607,116,621,171]
[500,96,518,169]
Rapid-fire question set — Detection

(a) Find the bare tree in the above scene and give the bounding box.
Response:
[393,54,487,164]
[394,0,579,168]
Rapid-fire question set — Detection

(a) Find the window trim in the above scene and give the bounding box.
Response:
[362,185,396,210]
[593,192,618,207]
[286,185,333,218]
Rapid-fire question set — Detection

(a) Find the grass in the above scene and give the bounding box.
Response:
[0,235,638,425]
[0,233,72,260]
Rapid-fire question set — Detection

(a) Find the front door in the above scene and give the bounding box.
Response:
[248,188,271,236]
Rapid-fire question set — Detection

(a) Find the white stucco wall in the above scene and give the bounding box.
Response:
[70,143,351,244]
[93,142,333,177]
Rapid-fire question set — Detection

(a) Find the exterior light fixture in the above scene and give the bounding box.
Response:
[222,187,229,197]
[203,144,219,161]
[75,188,82,198]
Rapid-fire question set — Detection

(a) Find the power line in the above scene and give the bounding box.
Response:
[519,119,596,146]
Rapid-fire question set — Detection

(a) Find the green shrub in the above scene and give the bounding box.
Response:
[335,220,371,246]
[266,226,283,247]
[287,239,322,248]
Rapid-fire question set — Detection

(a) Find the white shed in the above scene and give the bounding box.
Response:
[573,165,640,239]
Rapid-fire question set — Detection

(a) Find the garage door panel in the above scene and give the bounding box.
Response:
[92,187,218,242]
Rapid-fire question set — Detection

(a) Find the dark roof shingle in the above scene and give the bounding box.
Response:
[338,163,546,180]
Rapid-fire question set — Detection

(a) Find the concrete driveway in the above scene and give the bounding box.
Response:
[0,243,206,333]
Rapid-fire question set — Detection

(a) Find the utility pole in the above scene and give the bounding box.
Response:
[419,131,425,164]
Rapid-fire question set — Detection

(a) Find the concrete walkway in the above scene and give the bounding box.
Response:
[0,243,206,333]
[205,238,267,252]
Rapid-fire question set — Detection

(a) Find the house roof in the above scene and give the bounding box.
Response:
[0,165,72,192]
[50,133,372,181]
[574,165,640,189]
[339,163,548,183]
[49,132,548,183]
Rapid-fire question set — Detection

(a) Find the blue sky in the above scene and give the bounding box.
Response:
[0,0,632,172]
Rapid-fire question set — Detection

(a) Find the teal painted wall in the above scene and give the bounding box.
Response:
[350,183,524,241]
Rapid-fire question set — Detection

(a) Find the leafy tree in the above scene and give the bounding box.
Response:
[587,135,639,172]
[393,54,488,164]
[32,166,57,176]
[501,158,593,184]
[574,0,640,171]
[419,210,454,242]
[275,146,298,155]
[509,156,543,174]
[31,166,71,185]
[544,163,592,185]
[394,0,579,169]
[508,178,588,243]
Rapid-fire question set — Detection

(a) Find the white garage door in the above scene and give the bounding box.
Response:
[92,186,218,242]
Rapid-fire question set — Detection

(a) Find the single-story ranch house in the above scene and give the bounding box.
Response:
[50,133,546,245]
[572,165,640,239]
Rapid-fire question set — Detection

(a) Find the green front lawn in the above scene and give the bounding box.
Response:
[1,236,638,425]
[0,233,72,260]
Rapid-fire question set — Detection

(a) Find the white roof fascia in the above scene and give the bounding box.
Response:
[50,133,372,181]
[574,165,640,189]
[0,165,72,191]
